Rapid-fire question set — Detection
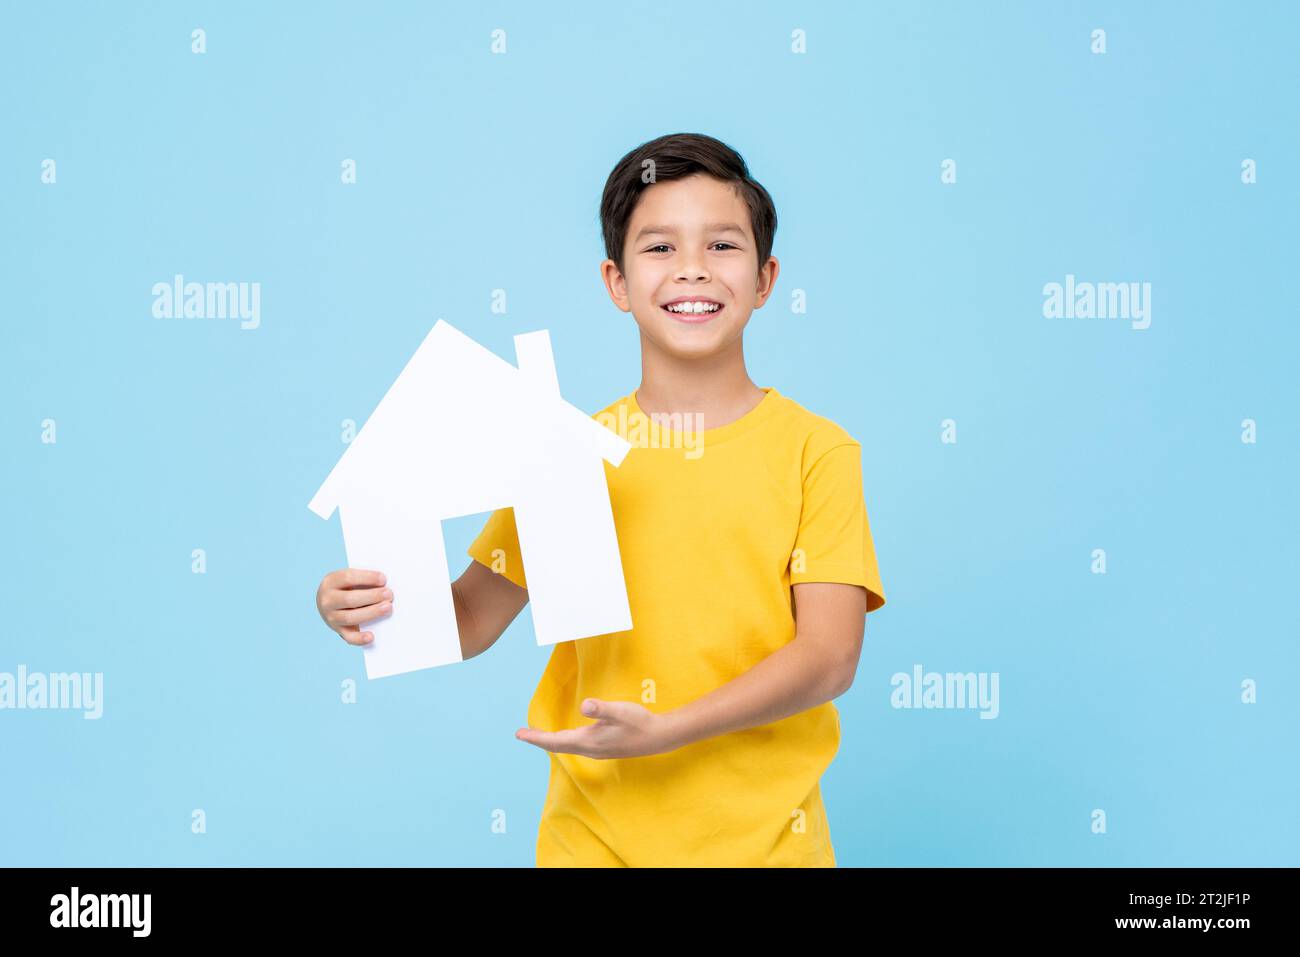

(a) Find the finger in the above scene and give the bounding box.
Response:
[337,625,374,646]
[324,585,393,611]
[330,601,392,627]
[579,698,638,724]
[515,727,590,755]
[324,568,365,591]
[337,568,387,589]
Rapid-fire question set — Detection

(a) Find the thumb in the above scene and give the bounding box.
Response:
[580,698,605,719]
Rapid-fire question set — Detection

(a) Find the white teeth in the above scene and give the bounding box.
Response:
[666,301,720,314]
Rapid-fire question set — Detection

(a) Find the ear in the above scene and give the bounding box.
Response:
[599,260,632,312]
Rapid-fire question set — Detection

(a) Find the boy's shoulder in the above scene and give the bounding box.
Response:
[767,388,861,460]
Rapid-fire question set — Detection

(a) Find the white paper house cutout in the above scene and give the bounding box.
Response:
[308,319,633,679]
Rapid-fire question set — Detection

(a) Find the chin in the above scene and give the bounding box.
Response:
[637,311,741,355]
[660,326,733,360]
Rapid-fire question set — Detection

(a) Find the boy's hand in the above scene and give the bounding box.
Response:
[515,699,679,759]
[316,568,392,645]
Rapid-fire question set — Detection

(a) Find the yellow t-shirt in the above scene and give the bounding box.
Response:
[467,385,886,867]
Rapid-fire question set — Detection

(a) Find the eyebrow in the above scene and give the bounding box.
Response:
[633,222,747,241]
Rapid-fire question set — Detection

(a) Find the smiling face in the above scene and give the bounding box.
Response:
[601,173,778,362]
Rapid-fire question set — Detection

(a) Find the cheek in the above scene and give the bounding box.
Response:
[632,273,676,309]
[720,266,757,299]
[627,275,662,306]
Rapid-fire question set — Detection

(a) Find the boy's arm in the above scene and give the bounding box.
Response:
[660,581,866,748]
[515,581,866,758]
[451,559,530,660]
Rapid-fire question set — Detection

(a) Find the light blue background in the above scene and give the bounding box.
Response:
[3,1,1296,866]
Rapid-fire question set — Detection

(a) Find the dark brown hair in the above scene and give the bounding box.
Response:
[599,132,777,276]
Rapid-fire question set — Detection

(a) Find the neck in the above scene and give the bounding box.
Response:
[634,329,766,429]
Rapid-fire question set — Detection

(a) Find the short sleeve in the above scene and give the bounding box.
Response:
[466,506,528,590]
[789,442,886,614]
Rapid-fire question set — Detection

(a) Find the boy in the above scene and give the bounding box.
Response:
[315,133,886,867]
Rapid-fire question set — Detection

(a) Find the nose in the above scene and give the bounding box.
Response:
[674,252,710,283]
